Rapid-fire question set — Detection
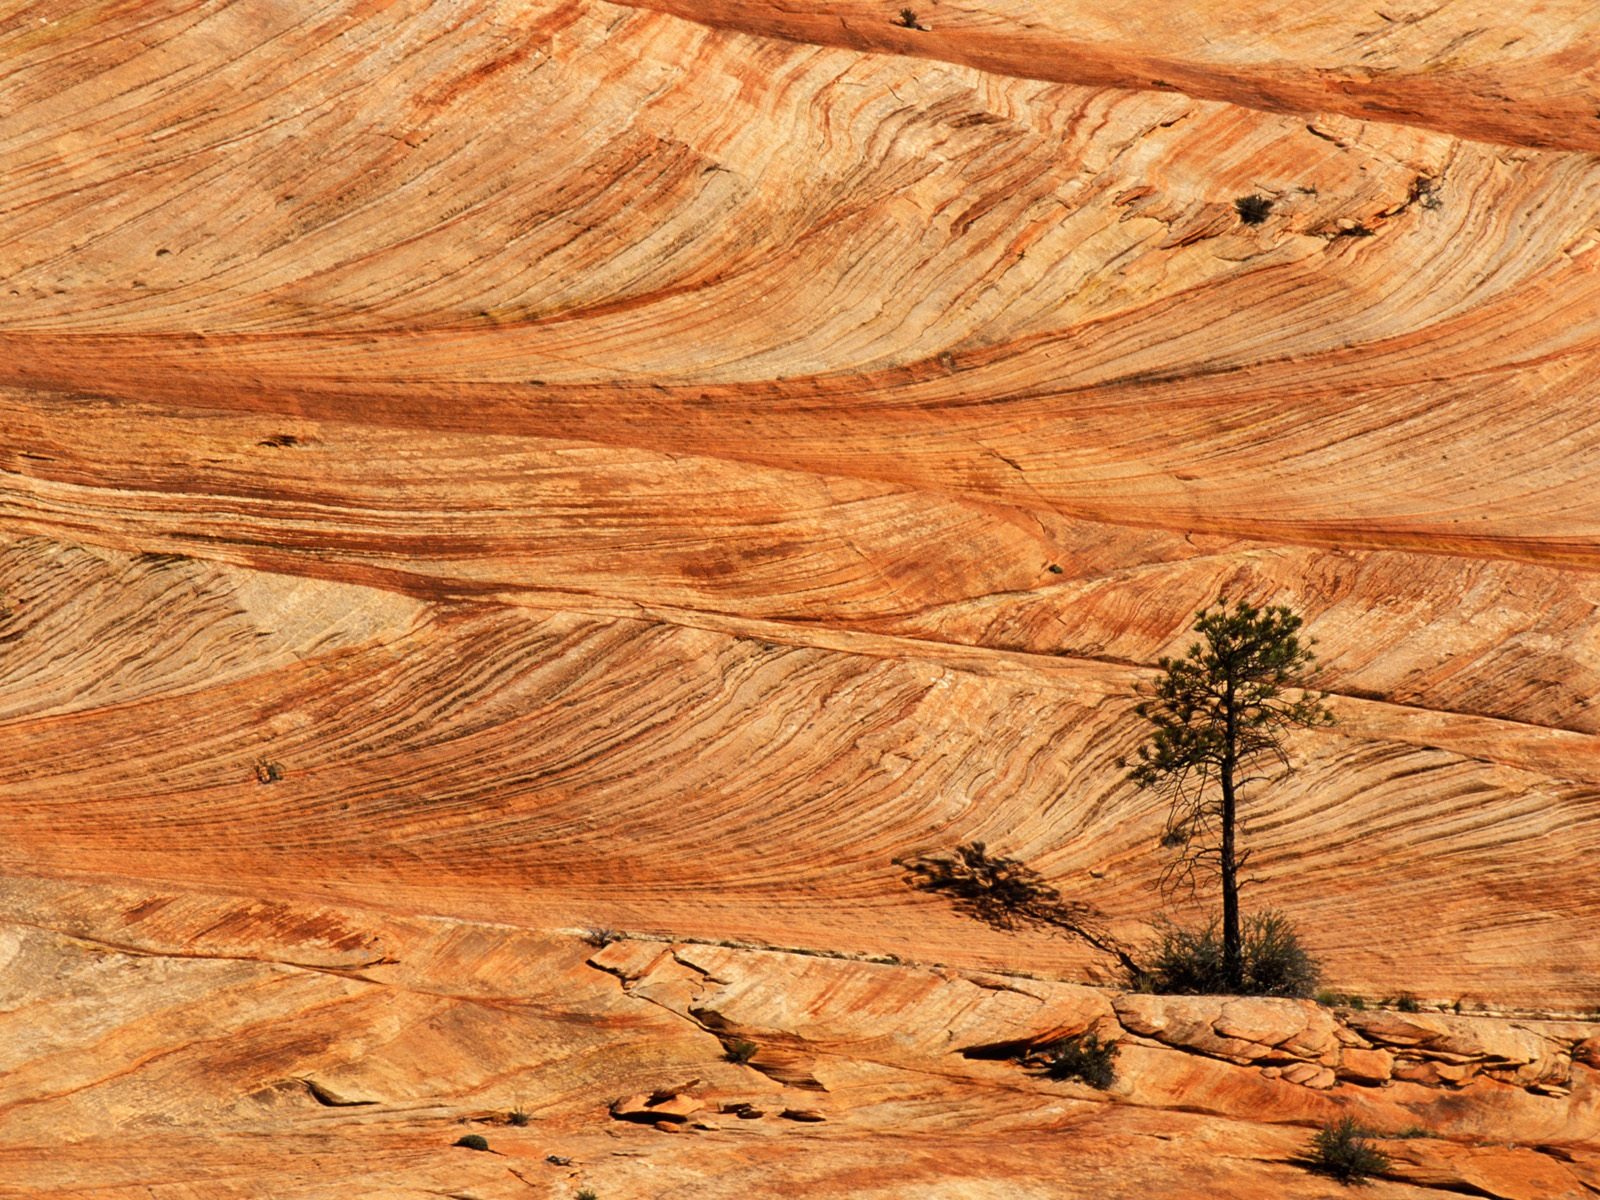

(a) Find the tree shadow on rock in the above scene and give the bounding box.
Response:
[896,841,1141,977]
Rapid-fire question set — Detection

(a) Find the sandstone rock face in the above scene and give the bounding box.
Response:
[2,0,1598,1195]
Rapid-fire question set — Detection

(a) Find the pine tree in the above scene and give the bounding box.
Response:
[1129,601,1333,992]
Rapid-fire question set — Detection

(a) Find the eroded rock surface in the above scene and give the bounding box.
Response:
[2,0,1598,1194]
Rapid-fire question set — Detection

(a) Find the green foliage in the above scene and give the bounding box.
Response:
[1129,602,1331,799]
[1037,1032,1118,1089]
[453,1133,490,1151]
[1141,910,1319,997]
[576,1190,600,1200]
[1393,993,1421,1013]
[507,1108,530,1126]
[1129,600,1332,991]
[1309,1117,1391,1183]
[723,1038,758,1064]
[1316,991,1368,1011]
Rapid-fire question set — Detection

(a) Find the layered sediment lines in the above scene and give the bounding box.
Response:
[2,0,1599,1194]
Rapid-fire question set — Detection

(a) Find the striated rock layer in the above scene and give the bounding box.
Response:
[1,0,1598,1195]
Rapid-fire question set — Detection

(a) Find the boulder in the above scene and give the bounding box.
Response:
[1336,1047,1395,1085]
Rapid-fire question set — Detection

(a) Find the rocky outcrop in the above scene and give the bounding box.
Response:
[3,0,1599,1194]
[2,879,1595,1197]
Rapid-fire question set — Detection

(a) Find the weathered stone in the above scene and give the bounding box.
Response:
[1336,1048,1394,1085]
[1271,1061,1337,1089]
[1574,1037,1600,1070]
[4,1,1600,1197]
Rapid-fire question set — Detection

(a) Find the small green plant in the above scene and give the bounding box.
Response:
[1393,993,1421,1013]
[1389,1124,1435,1139]
[454,1133,490,1151]
[1140,910,1319,997]
[894,7,921,27]
[1235,194,1273,224]
[1036,1032,1118,1089]
[1309,1117,1390,1183]
[1315,990,1367,1010]
[576,1189,599,1200]
[723,1038,758,1064]
[507,1107,530,1126]
[581,927,619,949]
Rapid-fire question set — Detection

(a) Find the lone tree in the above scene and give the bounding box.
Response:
[1128,601,1333,992]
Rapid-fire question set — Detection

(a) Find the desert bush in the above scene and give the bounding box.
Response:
[453,1133,490,1151]
[1140,910,1319,997]
[723,1038,758,1064]
[581,927,620,949]
[1317,991,1368,1011]
[576,1190,599,1200]
[1392,993,1421,1013]
[1235,194,1273,224]
[1308,1116,1390,1183]
[1037,1032,1118,1089]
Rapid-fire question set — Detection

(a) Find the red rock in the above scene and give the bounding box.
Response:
[3,0,1600,1194]
[1336,1048,1394,1085]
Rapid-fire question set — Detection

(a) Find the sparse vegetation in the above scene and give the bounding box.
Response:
[1128,600,1333,994]
[1235,194,1273,224]
[723,1038,758,1064]
[507,1107,531,1126]
[581,927,620,949]
[1388,1124,1436,1140]
[1037,1032,1118,1089]
[1409,174,1442,210]
[1392,992,1421,1013]
[576,1190,599,1200]
[1139,910,1319,997]
[894,7,922,28]
[453,1133,490,1151]
[1308,1116,1391,1183]
[1316,991,1368,1011]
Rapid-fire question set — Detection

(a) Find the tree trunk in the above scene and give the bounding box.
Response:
[1221,705,1242,992]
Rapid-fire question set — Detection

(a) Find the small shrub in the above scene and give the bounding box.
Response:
[1389,1125,1435,1140]
[1317,991,1369,1010]
[1140,910,1319,997]
[1309,1117,1390,1183]
[581,927,619,949]
[576,1190,599,1200]
[454,1133,490,1151]
[894,7,921,27]
[1037,1032,1118,1089]
[1393,993,1421,1013]
[507,1108,530,1126]
[1235,194,1273,224]
[723,1038,758,1064]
